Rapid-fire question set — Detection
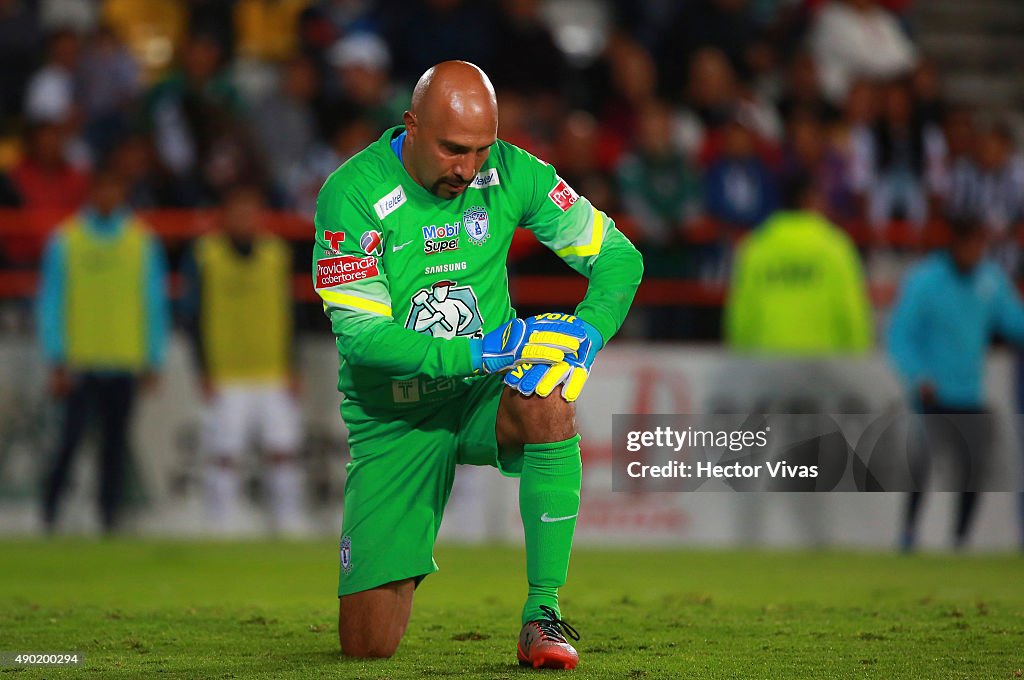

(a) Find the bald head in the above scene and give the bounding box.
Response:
[402,61,499,198]
[411,61,497,125]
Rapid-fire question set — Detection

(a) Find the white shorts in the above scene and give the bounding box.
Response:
[201,384,301,459]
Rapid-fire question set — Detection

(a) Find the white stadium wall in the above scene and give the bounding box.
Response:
[0,336,1020,550]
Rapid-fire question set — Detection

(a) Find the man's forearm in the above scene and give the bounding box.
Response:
[332,310,476,379]
[574,229,644,343]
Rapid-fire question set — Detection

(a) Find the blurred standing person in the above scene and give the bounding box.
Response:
[866,81,944,233]
[703,110,778,233]
[616,100,702,337]
[945,123,1024,275]
[674,47,739,158]
[910,59,946,128]
[775,51,839,125]
[22,26,92,171]
[23,27,80,126]
[551,111,618,216]
[594,33,659,146]
[887,218,1024,551]
[725,172,871,547]
[142,32,247,205]
[78,25,142,160]
[9,122,90,210]
[674,48,780,161]
[254,55,319,196]
[946,122,1024,551]
[106,134,173,210]
[780,113,857,225]
[930,106,975,208]
[179,183,304,535]
[725,172,872,353]
[285,114,377,218]
[617,100,703,254]
[37,168,170,534]
[724,171,868,548]
[841,79,880,226]
[323,31,406,134]
[495,88,553,162]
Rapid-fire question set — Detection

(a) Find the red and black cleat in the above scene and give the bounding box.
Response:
[516,605,581,670]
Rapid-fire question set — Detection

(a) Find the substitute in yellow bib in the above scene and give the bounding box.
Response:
[725,173,873,355]
[37,168,170,533]
[179,183,304,535]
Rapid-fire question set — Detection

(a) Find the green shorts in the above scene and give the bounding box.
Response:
[337,375,521,596]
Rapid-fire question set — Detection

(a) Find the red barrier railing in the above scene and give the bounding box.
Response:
[0,208,959,306]
[0,270,899,307]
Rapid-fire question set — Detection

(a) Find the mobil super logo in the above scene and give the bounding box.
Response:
[422,222,460,255]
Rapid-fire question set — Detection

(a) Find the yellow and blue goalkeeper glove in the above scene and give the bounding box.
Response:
[504,317,604,402]
[470,313,587,374]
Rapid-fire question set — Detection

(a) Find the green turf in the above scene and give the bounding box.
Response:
[0,540,1021,679]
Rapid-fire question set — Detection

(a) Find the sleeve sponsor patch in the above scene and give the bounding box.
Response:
[323,230,346,253]
[316,255,380,288]
[373,185,406,220]
[360,229,383,256]
[548,177,579,212]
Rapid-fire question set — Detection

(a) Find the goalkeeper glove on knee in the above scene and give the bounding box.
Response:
[504,317,604,402]
[470,314,587,374]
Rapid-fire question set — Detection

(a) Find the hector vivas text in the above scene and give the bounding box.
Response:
[623,426,818,480]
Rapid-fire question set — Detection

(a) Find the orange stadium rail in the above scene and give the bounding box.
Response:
[0,207,969,307]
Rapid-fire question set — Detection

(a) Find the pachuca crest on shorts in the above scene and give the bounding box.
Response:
[312,126,642,407]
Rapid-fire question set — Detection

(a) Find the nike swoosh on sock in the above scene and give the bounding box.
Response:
[540,513,578,523]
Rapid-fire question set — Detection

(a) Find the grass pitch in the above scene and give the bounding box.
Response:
[0,540,1021,679]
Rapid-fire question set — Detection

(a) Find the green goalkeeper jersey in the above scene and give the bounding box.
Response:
[312,126,643,408]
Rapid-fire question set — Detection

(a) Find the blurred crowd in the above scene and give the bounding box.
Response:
[3,0,1022,542]
[0,0,1023,334]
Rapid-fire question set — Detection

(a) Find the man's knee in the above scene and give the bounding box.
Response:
[338,579,415,658]
[498,386,577,446]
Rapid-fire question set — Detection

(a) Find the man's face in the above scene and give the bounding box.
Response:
[340,64,385,105]
[790,117,823,163]
[92,175,126,214]
[434,285,450,302]
[223,190,263,240]
[978,132,1009,171]
[638,105,671,155]
[951,232,986,273]
[404,106,496,199]
[184,36,220,82]
[724,122,755,158]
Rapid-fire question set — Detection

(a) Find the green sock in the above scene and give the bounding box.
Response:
[519,434,582,625]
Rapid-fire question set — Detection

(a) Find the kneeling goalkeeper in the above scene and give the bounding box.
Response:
[312,60,643,669]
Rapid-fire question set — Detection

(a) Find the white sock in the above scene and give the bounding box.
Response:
[205,463,241,531]
[268,460,304,533]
